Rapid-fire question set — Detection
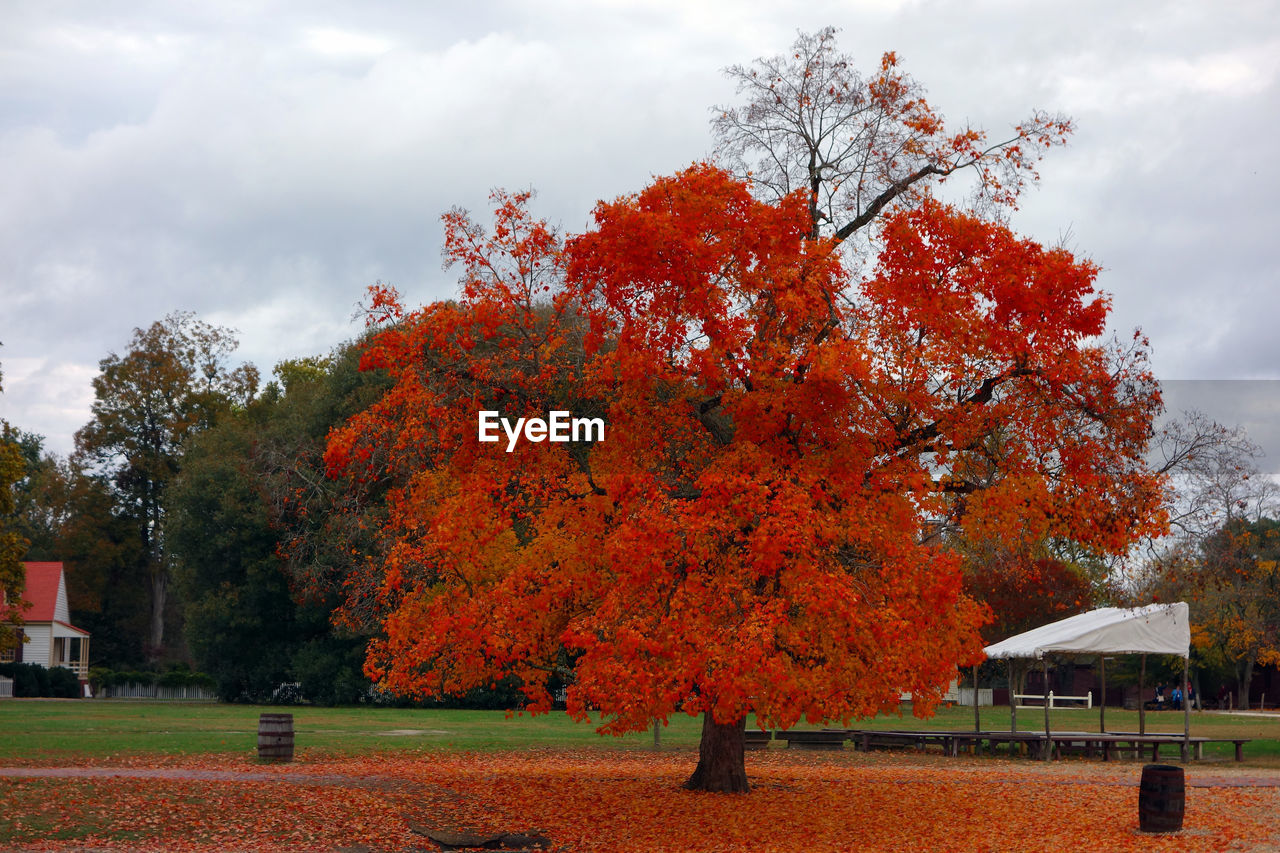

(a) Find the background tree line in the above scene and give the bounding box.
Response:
[1,318,388,703]
[3,303,1277,712]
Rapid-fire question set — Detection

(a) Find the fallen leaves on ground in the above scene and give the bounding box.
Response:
[2,750,1278,852]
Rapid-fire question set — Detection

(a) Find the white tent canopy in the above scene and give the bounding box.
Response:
[980,602,1193,755]
[983,602,1191,660]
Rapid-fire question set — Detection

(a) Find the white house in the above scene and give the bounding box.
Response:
[1,562,91,684]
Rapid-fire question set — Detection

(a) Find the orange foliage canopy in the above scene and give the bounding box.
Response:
[326,164,1165,737]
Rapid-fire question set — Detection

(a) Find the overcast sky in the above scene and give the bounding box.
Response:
[2,1,1278,469]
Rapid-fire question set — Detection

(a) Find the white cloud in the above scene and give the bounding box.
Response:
[1168,43,1280,96]
[302,27,395,59]
[45,24,193,64]
[1053,42,1280,113]
[2,0,1279,465]
[1,358,97,453]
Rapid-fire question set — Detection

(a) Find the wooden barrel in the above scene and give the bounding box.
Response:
[257,713,294,763]
[1138,764,1185,832]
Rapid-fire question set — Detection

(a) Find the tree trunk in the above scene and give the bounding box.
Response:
[1240,658,1255,711]
[684,714,749,793]
[148,568,167,660]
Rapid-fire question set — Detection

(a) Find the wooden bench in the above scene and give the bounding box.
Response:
[1202,738,1251,762]
[958,731,1049,759]
[1092,733,1251,762]
[774,729,847,750]
[744,729,772,750]
[848,730,956,754]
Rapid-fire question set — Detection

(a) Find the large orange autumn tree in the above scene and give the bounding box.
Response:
[326,158,1165,790]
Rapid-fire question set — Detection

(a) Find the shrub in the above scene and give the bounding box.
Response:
[121,670,156,686]
[0,662,77,698]
[88,665,217,694]
[46,666,81,698]
[292,638,370,706]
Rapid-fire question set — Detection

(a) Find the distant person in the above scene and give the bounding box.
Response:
[1171,686,1182,710]
[1218,684,1231,710]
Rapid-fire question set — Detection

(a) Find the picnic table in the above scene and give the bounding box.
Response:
[836,729,1251,762]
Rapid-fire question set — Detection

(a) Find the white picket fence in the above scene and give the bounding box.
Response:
[1015,690,1093,709]
[0,676,13,698]
[97,682,216,701]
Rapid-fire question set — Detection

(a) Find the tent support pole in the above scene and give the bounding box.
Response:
[1099,655,1106,733]
[1139,654,1146,736]
[1010,661,1017,734]
[1042,656,1051,761]
[1183,654,1191,761]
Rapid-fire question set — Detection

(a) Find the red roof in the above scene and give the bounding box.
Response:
[19,562,64,622]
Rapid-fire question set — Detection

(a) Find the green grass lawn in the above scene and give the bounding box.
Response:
[1,699,1278,764]
[0,700,706,761]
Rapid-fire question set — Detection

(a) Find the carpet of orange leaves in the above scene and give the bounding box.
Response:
[2,750,1278,852]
